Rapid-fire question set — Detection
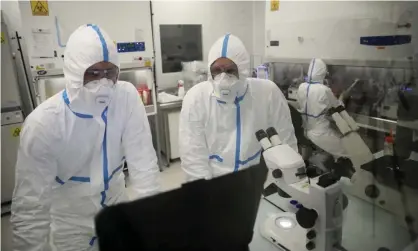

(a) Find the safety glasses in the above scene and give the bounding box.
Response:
[210,64,239,78]
[85,67,119,80]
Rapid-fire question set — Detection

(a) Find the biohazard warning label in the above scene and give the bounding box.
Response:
[12,127,21,137]
[30,1,49,16]
[271,0,279,11]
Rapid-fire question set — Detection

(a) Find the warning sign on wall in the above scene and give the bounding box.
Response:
[11,127,21,137]
[1,32,5,44]
[30,1,49,16]
[271,0,279,11]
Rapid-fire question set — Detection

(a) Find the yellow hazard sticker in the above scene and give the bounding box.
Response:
[30,1,49,16]
[36,65,46,70]
[145,60,151,67]
[12,127,21,137]
[271,0,279,11]
[1,32,5,44]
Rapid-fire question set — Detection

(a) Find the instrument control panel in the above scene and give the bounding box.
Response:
[117,42,145,53]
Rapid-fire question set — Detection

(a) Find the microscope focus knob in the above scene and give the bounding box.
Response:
[272,169,282,178]
[306,241,316,250]
[296,206,318,229]
[306,230,316,240]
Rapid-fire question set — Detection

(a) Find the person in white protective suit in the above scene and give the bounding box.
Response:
[297,58,349,160]
[179,34,298,181]
[11,24,160,251]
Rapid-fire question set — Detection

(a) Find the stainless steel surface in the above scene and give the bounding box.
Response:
[1,19,22,110]
[1,110,24,126]
[36,76,66,103]
[158,98,183,167]
[1,12,35,116]
[159,100,182,110]
[1,15,28,208]
[1,116,23,204]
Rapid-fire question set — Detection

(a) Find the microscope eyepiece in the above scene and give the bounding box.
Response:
[266,127,282,146]
[255,130,268,142]
[266,127,278,137]
[255,129,273,150]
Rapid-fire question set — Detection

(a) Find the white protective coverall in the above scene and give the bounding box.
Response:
[297,58,349,159]
[179,34,297,181]
[11,25,160,251]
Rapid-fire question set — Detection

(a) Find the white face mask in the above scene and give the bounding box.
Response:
[212,73,246,102]
[84,78,115,105]
[67,78,115,116]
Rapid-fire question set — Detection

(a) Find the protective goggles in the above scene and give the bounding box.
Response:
[210,64,239,78]
[84,67,119,80]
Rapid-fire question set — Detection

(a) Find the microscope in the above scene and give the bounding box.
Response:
[256,127,345,251]
[330,82,418,235]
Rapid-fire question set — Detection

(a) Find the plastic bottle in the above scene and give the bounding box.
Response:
[138,83,148,104]
[178,80,185,98]
[136,87,144,102]
[384,130,394,156]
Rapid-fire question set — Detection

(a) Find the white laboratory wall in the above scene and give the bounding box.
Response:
[10,0,262,90]
[252,0,266,67]
[265,1,418,62]
[1,0,23,34]
[152,1,255,89]
[17,1,154,70]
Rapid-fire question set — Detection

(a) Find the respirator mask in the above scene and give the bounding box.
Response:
[84,78,116,104]
[212,72,247,102]
[70,78,116,116]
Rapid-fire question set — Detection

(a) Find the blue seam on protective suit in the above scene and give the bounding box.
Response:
[304,59,316,120]
[108,164,123,182]
[62,87,108,248]
[89,236,97,246]
[233,86,250,171]
[212,86,250,171]
[221,34,231,57]
[101,107,109,191]
[301,110,326,118]
[69,176,90,182]
[56,176,91,185]
[233,97,242,172]
[87,24,109,62]
[238,149,262,165]
[62,91,93,119]
[308,58,316,83]
[235,85,248,103]
[55,176,65,185]
[100,191,106,208]
[209,155,224,162]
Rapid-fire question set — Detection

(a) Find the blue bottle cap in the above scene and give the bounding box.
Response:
[290,200,298,205]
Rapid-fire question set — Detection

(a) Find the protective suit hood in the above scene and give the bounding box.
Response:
[307,58,327,84]
[208,34,250,80]
[63,24,119,114]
